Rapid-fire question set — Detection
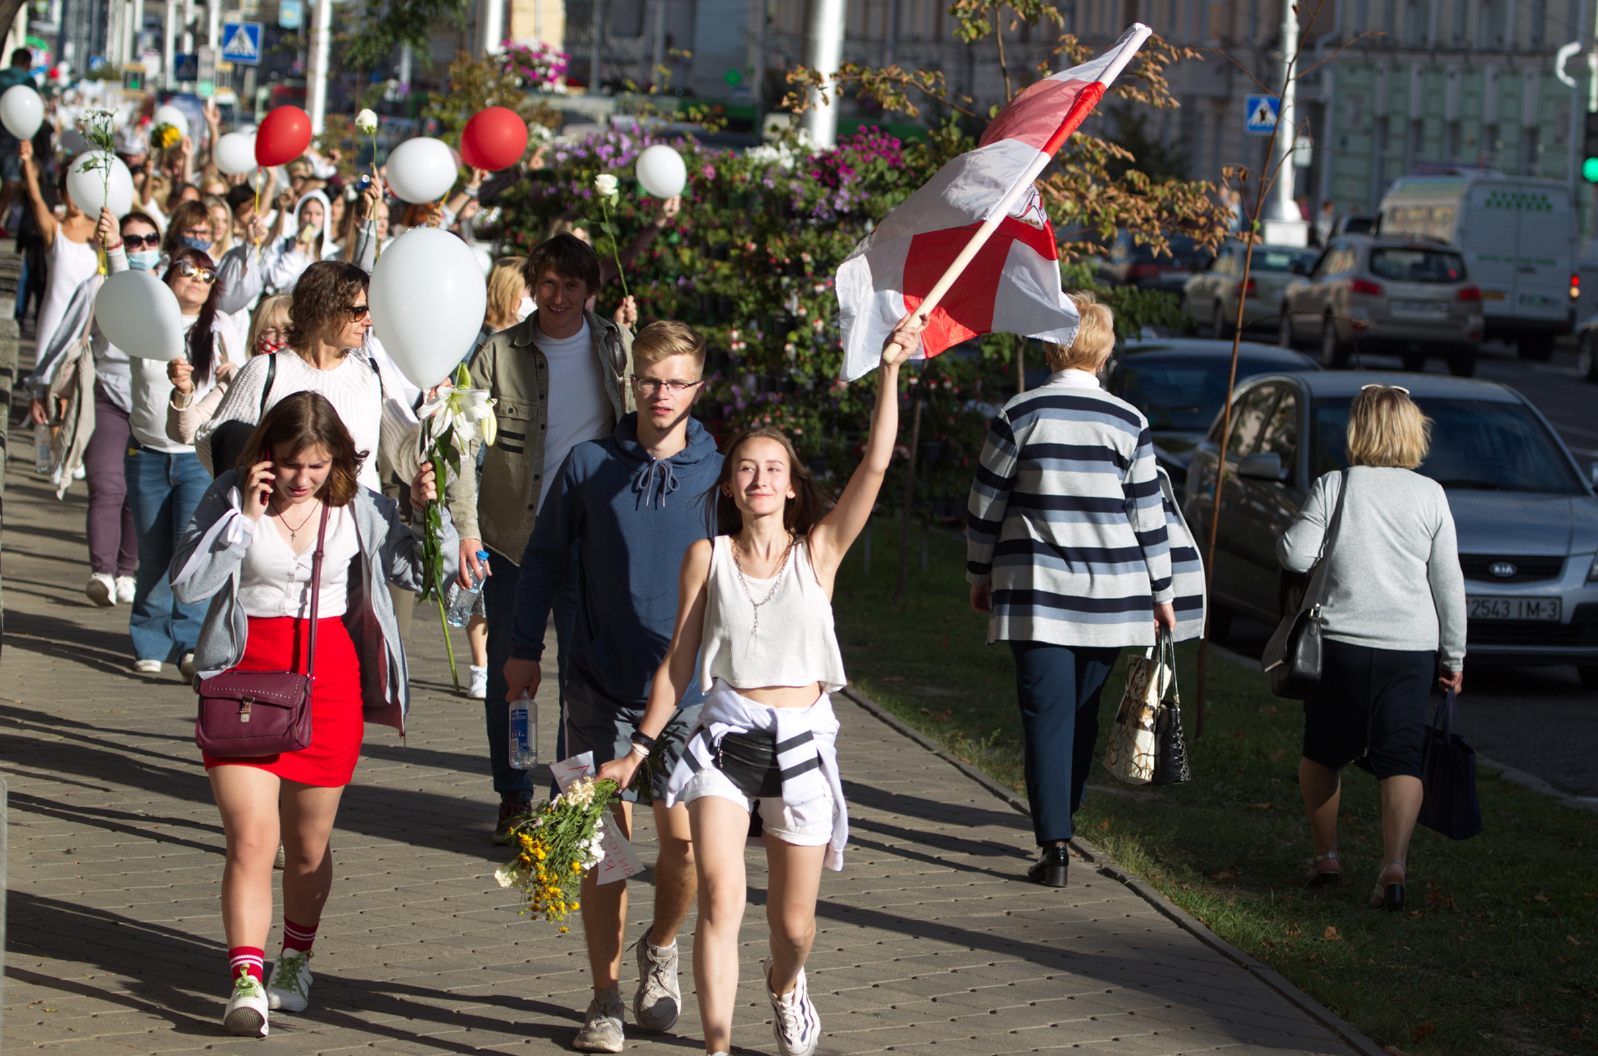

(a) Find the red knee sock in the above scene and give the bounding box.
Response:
[282,917,318,954]
[229,946,264,983]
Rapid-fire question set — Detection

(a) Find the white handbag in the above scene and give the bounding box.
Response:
[1103,631,1175,785]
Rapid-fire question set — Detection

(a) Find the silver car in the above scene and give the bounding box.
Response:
[1183,370,1598,684]
[1181,241,1318,338]
[1277,236,1485,376]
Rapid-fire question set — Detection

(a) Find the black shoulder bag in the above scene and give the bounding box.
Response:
[1261,470,1349,700]
[207,353,277,477]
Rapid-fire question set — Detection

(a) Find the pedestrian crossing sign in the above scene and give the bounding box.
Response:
[1245,94,1280,135]
[220,21,262,65]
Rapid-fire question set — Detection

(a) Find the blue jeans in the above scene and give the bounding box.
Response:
[483,550,577,795]
[1009,641,1121,846]
[126,447,210,663]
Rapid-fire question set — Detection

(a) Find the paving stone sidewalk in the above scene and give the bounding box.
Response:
[1,462,1382,1055]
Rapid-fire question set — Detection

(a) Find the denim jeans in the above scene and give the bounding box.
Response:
[125,447,210,663]
[1009,641,1122,845]
[482,550,577,795]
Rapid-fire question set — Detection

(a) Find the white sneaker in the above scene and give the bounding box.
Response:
[72,464,85,480]
[572,988,626,1052]
[765,958,821,1056]
[115,575,136,603]
[179,652,196,682]
[467,664,488,699]
[266,949,312,1013]
[133,659,163,675]
[224,972,270,1037]
[86,573,116,607]
[633,930,681,1031]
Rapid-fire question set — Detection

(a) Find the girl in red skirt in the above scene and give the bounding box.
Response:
[172,390,456,1037]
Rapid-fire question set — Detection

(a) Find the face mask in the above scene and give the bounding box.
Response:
[516,295,535,321]
[127,249,160,272]
[257,338,287,357]
[179,235,212,252]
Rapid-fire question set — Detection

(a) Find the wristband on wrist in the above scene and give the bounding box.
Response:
[630,729,656,751]
[629,742,649,759]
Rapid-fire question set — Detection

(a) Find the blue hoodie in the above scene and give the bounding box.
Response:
[511,412,723,705]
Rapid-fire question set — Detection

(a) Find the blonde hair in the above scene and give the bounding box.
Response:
[1044,292,1115,371]
[247,294,292,356]
[485,257,528,330]
[633,320,706,371]
[1346,385,1431,469]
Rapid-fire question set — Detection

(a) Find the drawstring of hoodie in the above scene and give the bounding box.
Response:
[633,457,679,509]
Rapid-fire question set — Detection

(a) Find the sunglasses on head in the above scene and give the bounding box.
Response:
[122,233,159,249]
[175,260,216,283]
[1361,383,1410,395]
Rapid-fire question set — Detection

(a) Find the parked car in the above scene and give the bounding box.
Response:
[1181,241,1319,337]
[1097,231,1215,294]
[1572,313,1598,381]
[1183,370,1598,682]
[1335,214,1377,235]
[1277,236,1484,375]
[1379,173,1577,360]
[1106,339,1320,476]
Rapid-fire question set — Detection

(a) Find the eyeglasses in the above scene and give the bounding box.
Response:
[1361,383,1410,395]
[342,304,371,320]
[181,227,212,240]
[257,327,283,341]
[631,376,704,396]
[122,233,159,249]
[175,260,216,283]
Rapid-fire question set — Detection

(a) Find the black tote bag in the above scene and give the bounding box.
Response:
[1417,689,1482,840]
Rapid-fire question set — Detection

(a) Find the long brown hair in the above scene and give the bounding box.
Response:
[164,246,222,383]
[236,391,366,506]
[711,426,831,537]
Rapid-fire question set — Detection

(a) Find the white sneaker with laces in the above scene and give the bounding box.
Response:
[765,958,820,1056]
[266,949,312,1012]
[467,664,488,700]
[86,573,116,607]
[133,659,163,675]
[224,972,270,1037]
[633,929,681,1031]
[572,988,625,1052]
[115,575,136,603]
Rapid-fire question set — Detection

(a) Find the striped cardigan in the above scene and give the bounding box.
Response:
[966,370,1173,648]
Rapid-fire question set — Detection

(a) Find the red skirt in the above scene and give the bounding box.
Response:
[202,616,365,787]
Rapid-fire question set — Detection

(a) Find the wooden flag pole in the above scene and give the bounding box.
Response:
[906,23,1153,330]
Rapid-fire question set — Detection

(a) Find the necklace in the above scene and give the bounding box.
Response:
[729,533,794,637]
[271,498,321,543]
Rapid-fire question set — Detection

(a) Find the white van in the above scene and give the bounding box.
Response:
[1378,174,1576,360]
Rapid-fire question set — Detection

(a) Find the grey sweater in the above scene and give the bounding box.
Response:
[1277,466,1466,671]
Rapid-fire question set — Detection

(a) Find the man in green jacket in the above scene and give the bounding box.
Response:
[447,234,634,841]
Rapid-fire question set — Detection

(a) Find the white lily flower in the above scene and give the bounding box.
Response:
[594,173,619,198]
[420,385,498,446]
[356,109,378,134]
[494,860,529,888]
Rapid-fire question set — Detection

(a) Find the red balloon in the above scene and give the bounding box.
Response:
[460,107,530,171]
[256,106,313,167]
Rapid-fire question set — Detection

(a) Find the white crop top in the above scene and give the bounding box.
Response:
[700,535,848,694]
[236,505,360,619]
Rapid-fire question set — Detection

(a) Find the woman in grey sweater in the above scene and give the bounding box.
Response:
[1277,384,1465,912]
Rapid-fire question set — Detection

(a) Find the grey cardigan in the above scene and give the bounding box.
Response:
[1277,466,1466,672]
[170,471,459,733]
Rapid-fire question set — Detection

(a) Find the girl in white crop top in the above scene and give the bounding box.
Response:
[601,315,924,1056]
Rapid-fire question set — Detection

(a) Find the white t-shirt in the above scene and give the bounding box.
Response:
[537,319,611,512]
[236,503,360,619]
[129,311,248,453]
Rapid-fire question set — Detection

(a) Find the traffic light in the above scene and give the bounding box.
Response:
[1584,112,1598,182]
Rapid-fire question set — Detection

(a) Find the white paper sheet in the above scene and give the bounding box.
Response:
[549,751,645,885]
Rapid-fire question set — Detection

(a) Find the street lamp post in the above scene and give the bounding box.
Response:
[1261,0,1308,246]
[799,0,847,149]
[306,0,331,133]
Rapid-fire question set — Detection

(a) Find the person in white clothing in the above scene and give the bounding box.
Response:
[17,138,98,364]
[599,315,924,1056]
[126,247,249,675]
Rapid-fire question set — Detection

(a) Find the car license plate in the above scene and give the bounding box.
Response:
[1467,596,1561,620]
[1518,292,1559,308]
[1390,299,1449,315]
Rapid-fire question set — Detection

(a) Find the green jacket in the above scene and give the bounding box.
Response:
[447,308,633,562]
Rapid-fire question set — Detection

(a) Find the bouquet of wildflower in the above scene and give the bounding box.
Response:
[495,776,617,929]
[417,364,498,688]
[151,121,182,151]
[76,110,119,273]
[500,40,569,92]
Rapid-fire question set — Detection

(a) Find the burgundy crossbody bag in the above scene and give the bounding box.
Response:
[195,503,330,757]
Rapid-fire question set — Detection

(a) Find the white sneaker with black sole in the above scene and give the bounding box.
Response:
[266,949,312,1012]
[632,929,681,1031]
[765,958,821,1056]
[224,972,270,1037]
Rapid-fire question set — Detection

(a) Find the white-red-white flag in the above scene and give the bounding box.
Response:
[835,24,1153,381]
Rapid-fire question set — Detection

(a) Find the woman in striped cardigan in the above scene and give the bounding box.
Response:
[965,295,1176,887]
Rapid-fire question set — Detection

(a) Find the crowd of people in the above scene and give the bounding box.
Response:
[9,75,1467,1056]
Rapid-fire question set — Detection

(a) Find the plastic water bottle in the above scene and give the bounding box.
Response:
[509,691,538,770]
[34,423,51,474]
[446,550,492,628]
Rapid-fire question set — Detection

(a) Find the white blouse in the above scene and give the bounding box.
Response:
[235,503,360,619]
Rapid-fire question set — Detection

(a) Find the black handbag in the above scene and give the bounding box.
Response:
[1262,470,1349,700]
[1151,638,1192,785]
[207,353,276,476]
[714,730,783,798]
[1417,689,1482,840]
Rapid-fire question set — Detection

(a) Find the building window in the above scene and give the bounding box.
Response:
[1521,126,1540,175]
[1477,0,1502,49]
[1452,0,1466,44]
[1445,119,1461,161]
[1529,0,1545,47]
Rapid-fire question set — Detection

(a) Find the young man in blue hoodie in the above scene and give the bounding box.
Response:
[503,321,721,1053]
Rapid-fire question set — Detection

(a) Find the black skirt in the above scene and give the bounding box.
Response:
[1301,638,1435,780]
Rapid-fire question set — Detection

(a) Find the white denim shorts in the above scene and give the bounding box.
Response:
[677,766,833,847]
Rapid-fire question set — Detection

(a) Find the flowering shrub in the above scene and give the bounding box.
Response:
[499,41,569,93]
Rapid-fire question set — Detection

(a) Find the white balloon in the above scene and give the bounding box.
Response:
[0,85,42,139]
[369,228,488,389]
[152,103,189,138]
[214,131,256,175]
[385,136,458,204]
[472,244,493,277]
[66,151,135,217]
[95,271,187,361]
[635,144,687,198]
